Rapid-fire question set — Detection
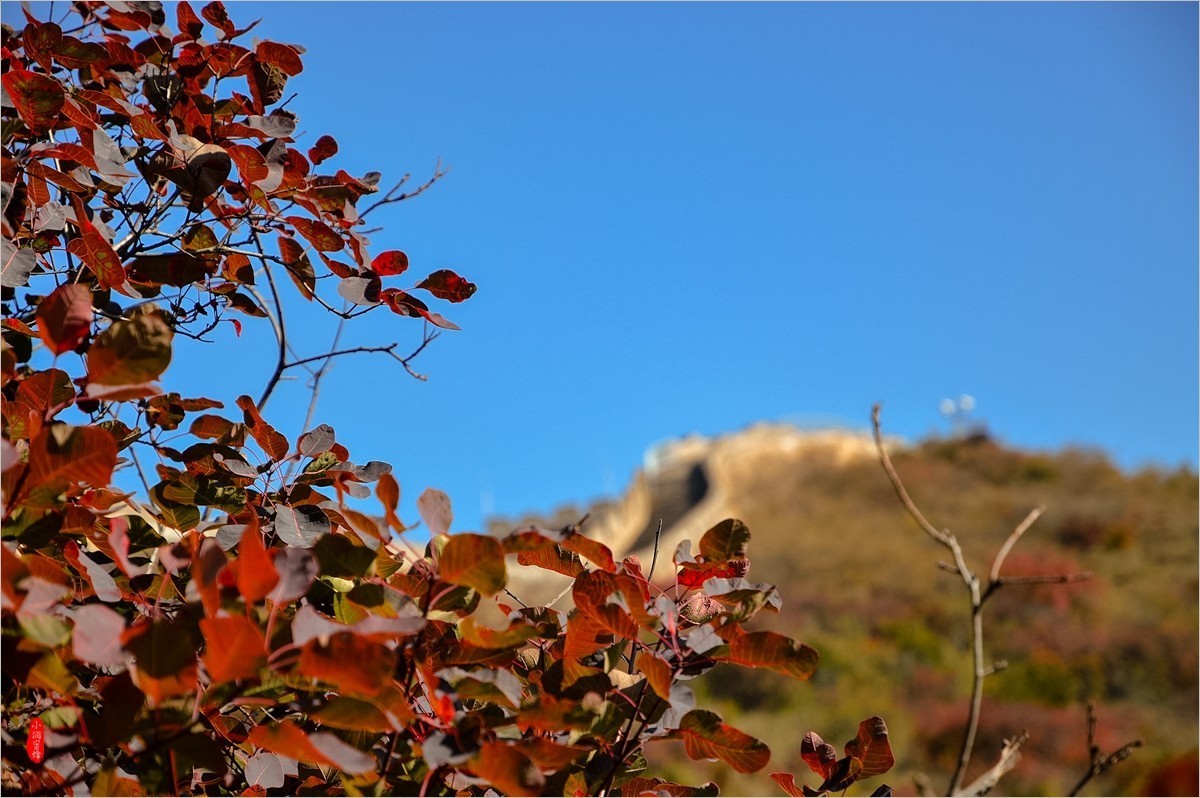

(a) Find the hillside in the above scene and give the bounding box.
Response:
[488,424,1199,796]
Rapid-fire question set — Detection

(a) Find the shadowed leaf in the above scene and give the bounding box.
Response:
[36,285,92,354]
[801,731,838,780]
[274,503,330,548]
[87,310,173,386]
[416,269,476,302]
[699,518,751,562]
[468,743,545,797]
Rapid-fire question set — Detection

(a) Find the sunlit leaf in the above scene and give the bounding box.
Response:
[418,487,453,536]
[371,250,408,276]
[201,615,266,683]
[845,716,895,778]
[769,772,806,797]
[439,533,506,596]
[235,395,289,461]
[2,69,64,133]
[723,631,819,681]
[676,709,770,774]
[298,631,393,695]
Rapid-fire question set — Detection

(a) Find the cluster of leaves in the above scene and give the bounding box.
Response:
[770,718,895,797]
[0,3,890,796]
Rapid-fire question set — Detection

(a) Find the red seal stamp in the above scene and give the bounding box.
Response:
[26,717,45,764]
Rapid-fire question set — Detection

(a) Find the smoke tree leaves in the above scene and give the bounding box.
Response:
[772,718,896,796]
[0,4,864,797]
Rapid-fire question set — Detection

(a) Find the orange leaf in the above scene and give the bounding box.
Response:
[636,651,673,701]
[468,742,545,797]
[439,533,507,596]
[235,523,279,603]
[235,395,289,461]
[201,616,266,683]
[297,631,393,696]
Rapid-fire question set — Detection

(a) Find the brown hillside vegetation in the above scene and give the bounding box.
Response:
[492,425,1199,796]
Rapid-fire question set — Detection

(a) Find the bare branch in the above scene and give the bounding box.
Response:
[994,572,1093,587]
[360,159,449,219]
[988,505,1044,585]
[956,730,1030,797]
[1067,703,1143,796]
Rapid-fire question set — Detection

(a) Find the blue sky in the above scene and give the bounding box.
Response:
[12,2,1197,533]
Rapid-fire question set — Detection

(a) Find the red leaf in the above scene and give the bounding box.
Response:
[376,473,404,533]
[416,269,477,303]
[235,395,289,461]
[248,720,376,774]
[176,1,205,39]
[200,1,236,37]
[307,135,337,165]
[371,250,408,276]
[844,716,895,778]
[67,196,127,291]
[468,743,545,797]
[2,69,64,133]
[277,234,316,300]
[36,283,91,352]
[801,732,838,780]
[380,288,460,330]
[27,425,116,496]
[677,709,771,774]
[286,215,343,252]
[636,651,673,700]
[256,41,304,76]
[201,616,266,683]
[724,631,819,681]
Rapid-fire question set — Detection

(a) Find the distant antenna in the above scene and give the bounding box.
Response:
[939,394,976,437]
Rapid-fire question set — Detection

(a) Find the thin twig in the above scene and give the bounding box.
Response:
[360,159,448,219]
[647,517,664,584]
[1066,703,1143,796]
[956,730,1030,797]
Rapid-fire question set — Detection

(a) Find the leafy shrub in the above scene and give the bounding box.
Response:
[1,4,888,795]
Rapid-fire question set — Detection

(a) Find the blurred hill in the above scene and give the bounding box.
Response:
[488,423,1199,796]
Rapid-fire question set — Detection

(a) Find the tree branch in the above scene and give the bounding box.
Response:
[1067,702,1142,796]
[956,730,1029,797]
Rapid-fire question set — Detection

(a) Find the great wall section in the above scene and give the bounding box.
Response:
[491,424,891,605]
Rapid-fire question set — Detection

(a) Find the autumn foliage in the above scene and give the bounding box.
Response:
[0,3,893,796]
